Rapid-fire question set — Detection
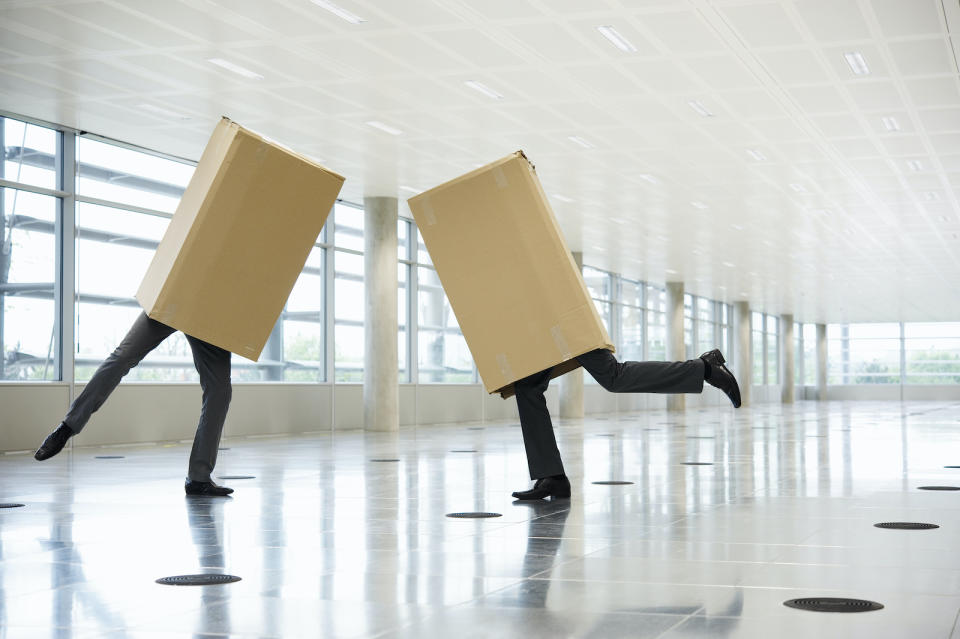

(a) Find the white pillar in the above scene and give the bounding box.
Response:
[734,301,751,407]
[781,314,794,403]
[666,281,685,412]
[559,252,584,418]
[816,323,827,401]
[363,197,398,432]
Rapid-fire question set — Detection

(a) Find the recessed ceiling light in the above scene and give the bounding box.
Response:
[138,103,190,120]
[464,80,504,100]
[366,120,402,135]
[907,160,924,172]
[399,185,419,193]
[207,58,264,80]
[596,25,637,53]
[789,183,807,193]
[638,174,659,184]
[722,261,735,268]
[746,149,767,161]
[610,217,626,224]
[310,0,366,24]
[591,244,605,250]
[552,194,574,202]
[881,116,900,132]
[691,201,708,209]
[665,269,679,275]
[568,135,595,149]
[843,51,870,76]
[731,224,744,230]
[687,100,713,117]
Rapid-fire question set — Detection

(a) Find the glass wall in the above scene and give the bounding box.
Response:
[904,323,960,383]
[646,284,666,360]
[827,322,960,385]
[751,312,780,385]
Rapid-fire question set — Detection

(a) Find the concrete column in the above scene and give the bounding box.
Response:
[781,314,794,403]
[816,323,828,401]
[734,301,751,407]
[363,197,398,432]
[559,252,584,418]
[666,281,685,412]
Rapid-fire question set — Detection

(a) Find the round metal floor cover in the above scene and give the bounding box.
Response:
[874,522,939,530]
[370,458,400,462]
[592,481,634,485]
[688,436,715,439]
[944,466,960,469]
[446,512,502,518]
[0,503,25,509]
[217,475,255,480]
[783,597,883,613]
[682,462,713,466]
[450,449,477,453]
[918,486,960,491]
[95,455,124,459]
[597,434,615,437]
[219,447,231,451]
[156,574,241,586]
[467,427,484,430]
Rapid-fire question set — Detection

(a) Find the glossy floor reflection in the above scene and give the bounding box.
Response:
[3,400,960,637]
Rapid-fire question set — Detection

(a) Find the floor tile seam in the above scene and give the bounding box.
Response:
[518,575,930,595]
[651,606,707,639]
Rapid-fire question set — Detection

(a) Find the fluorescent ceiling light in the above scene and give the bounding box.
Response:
[552,194,574,202]
[638,174,659,184]
[399,185,419,193]
[722,261,735,268]
[207,57,264,80]
[310,0,366,24]
[691,201,708,209]
[464,80,504,100]
[366,120,402,135]
[881,116,900,132]
[731,223,744,230]
[687,100,713,117]
[907,160,924,172]
[138,103,190,120]
[924,191,939,201]
[596,25,637,53]
[843,51,870,76]
[746,149,767,161]
[567,136,594,149]
[789,183,806,193]
[665,269,678,275]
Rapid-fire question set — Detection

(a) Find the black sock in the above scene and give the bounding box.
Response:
[702,360,712,380]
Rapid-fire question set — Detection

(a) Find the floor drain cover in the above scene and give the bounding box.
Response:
[156,574,241,586]
[687,436,715,439]
[446,512,502,518]
[918,486,960,491]
[218,447,231,451]
[217,475,255,480]
[592,481,634,485]
[0,503,25,509]
[944,466,960,469]
[95,455,124,459]
[370,458,400,462]
[467,427,484,430]
[783,597,883,613]
[682,462,713,466]
[450,449,477,453]
[643,428,661,431]
[874,522,939,530]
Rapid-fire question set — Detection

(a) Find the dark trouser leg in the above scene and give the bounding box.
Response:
[515,368,565,480]
[576,349,705,394]
[185,335,232,482]
[64,313,175,433]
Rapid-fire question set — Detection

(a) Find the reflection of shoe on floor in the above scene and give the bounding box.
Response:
[512,474,571,500]
[700,348,742,408]
[34,422,74,461]
[184,479,234,496]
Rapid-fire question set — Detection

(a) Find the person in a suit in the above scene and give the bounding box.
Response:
[511,348,741,500]
[33,312,235,497]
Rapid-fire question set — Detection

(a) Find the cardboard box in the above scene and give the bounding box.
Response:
[408,151,613,398]
[136,117,345,360]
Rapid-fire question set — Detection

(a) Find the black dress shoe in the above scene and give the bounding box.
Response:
[700,348,742,408]
[512,474,571,500]
[34,422,74,461]
[184,479,234,496]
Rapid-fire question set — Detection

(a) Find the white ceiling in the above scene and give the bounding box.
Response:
[2,0,959,324]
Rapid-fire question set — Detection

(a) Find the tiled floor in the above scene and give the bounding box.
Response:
[3,400,960,638]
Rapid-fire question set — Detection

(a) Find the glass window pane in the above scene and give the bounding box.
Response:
[398,218,409,261]
[621,278,642,308]
[1,188,57,380]
[803,324,817,385]
[282,246,324,382]
[335,250,363,381]
[620,303,643,361]
[583,266,611,301]
[417,266,470,382]
[416,228,432,266]
[334,202,363,251]
[77,137,191,213]
[647,309,665,361]
[2,117,59,191]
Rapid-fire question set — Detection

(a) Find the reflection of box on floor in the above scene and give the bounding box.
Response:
[136,117,345,360]
[408,151,613,398]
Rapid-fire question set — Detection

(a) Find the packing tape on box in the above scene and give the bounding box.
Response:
[551,325,573,361]
[496,353,514,381]
[492,166,509,189]
[420,199,437,226]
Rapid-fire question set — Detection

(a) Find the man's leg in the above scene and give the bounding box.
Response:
[512,369,571,500]
[184,335,232,487]
[36,313,174,461]
[576,349,705,394]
